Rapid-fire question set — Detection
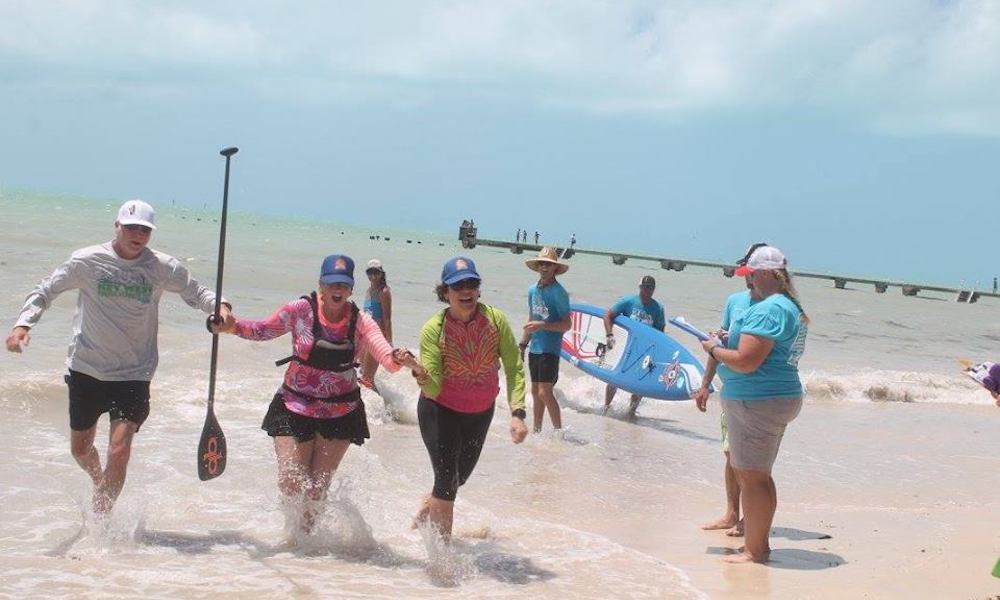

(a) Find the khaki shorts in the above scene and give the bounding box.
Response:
[720,409,729,453]
[722,397,802,472]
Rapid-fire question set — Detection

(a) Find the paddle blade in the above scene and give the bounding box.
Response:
[197,408,227,481]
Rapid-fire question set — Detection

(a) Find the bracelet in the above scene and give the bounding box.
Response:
[709,346,720,361]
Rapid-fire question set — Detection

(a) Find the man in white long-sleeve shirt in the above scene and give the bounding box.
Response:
[5,199,231,513]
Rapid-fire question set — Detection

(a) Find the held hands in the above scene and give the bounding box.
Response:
[510,415,528,444]
[391,347,419,368]
[208,305,236,334]
[5,326,30,353]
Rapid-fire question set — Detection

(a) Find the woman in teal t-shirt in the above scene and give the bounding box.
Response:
[700,245,808,565]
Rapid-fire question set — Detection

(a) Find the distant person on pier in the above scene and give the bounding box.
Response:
[534,231,540,244]
[570,233,577,248]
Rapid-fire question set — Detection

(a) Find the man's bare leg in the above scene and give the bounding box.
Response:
[70,425,103,486]
[603,384,617,414]
[537,382,561,429]
[92,419,138,514]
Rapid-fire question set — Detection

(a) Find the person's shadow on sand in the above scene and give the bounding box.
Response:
[473,550,558,585]
[770,526,833,541]
[706,525,843,570]
[766,549,846,570]
[707,546,845,570]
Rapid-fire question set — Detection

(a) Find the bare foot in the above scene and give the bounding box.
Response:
[723,550,769,564]
[726,519,745,537]
[701,516,739,531]
[411,495,430,530]
[92,492,113,515]
[456,526,491,539]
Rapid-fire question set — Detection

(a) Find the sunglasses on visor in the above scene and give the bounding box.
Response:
[736,242,769,267]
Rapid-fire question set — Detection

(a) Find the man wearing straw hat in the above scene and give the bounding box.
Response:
[519,247,571,433]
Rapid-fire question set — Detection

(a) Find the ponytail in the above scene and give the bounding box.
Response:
[774,269,810,325]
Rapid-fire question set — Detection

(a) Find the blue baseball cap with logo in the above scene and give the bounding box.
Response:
[441,256,481,285]
[319,254,355,286]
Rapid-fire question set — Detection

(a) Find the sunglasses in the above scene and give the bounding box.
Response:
[736,242,769,267]
[366,268,383,275]
[122,224,152,234]
[449,279,481,291]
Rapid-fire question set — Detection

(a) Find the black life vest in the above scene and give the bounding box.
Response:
[275,292,359,372]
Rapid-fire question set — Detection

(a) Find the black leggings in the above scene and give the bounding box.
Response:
[417,397,494,501]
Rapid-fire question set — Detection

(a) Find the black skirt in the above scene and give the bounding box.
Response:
[261,392,370,445]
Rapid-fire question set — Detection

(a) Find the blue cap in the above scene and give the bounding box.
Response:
[319,254,355,286]
[441,256,481,285]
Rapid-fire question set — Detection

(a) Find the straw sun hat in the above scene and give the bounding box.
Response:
[525,246,569,275]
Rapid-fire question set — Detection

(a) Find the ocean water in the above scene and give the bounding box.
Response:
[0,191,996,599]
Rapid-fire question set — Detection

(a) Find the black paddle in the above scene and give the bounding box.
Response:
[198,146,238,481]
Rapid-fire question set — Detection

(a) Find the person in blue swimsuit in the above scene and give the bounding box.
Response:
[360,259,392,390]
[602,275,666,417]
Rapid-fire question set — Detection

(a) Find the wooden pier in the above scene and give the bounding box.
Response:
[458,224,996,303]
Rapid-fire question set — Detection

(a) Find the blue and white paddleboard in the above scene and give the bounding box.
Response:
[560,303,709,401]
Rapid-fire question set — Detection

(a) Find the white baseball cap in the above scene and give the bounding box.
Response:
[735,246,787,276]
[117,199,156,230]
[366,259,384,271]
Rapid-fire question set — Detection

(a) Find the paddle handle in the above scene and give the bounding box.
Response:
[207,147,238,408]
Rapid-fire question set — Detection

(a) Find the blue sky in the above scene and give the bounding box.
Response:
[1,1,998,285]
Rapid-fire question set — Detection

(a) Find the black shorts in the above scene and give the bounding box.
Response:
[66,370,151,432]
[261,392,370,445]
[528,352,560,384]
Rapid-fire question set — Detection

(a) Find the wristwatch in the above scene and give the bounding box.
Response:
[511,408,527,419]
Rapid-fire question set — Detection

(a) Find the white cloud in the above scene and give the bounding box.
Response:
[1,0,999,135]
